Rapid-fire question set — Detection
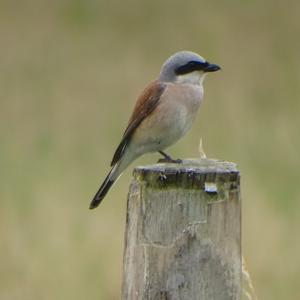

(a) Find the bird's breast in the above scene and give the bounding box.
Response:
[131,83,203,153]
[162,83,203,130]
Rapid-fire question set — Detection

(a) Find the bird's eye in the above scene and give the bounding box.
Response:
[187,61,203,69]
[188,61,197,67]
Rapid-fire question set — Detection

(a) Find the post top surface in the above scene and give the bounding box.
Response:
[132,159,239,189]
[134,158,238,175]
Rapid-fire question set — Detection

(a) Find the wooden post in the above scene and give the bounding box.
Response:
[122,159,241,300]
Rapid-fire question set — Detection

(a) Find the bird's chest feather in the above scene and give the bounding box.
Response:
[160,84,203,132]
[131,83,203,152]
[149,84,203,145]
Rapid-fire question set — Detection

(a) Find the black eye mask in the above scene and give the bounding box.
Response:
[174,60,209,75]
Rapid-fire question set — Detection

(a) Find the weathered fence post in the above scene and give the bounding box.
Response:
[122,159,241,300]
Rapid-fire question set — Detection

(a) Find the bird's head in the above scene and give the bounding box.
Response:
[159,51,220,85]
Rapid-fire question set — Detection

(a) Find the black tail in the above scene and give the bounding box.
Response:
[89,171,115,209]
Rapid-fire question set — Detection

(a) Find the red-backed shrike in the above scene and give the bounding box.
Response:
[90,51,220,209]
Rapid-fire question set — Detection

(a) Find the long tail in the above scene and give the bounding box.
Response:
[90,148,137,209]
[89,167,117,209]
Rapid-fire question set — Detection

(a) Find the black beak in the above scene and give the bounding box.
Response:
[204,62,221,72]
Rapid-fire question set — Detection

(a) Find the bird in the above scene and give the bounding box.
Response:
[90,50,220,209]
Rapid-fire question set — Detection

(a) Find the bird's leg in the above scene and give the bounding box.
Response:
[157,151,182,163]
[159,150,172,161]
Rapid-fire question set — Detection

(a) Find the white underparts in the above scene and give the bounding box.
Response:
[175,71,207,85]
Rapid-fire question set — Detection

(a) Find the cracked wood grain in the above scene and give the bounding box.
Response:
[122,159,241,300]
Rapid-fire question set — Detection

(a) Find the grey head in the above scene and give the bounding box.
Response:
[159,50,220,83]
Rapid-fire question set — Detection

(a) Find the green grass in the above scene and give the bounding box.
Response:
[0,0,300,299]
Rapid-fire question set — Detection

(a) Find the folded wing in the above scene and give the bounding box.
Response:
[110,81,166,166]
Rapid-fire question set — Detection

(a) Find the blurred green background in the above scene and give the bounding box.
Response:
[1,0,299,299]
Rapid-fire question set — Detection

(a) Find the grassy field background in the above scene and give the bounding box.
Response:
[1,0,300,299]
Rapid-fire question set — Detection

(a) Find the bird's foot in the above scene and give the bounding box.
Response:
[157,158,182,163]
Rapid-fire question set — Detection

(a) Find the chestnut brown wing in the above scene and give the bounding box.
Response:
[111,81,166,166]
